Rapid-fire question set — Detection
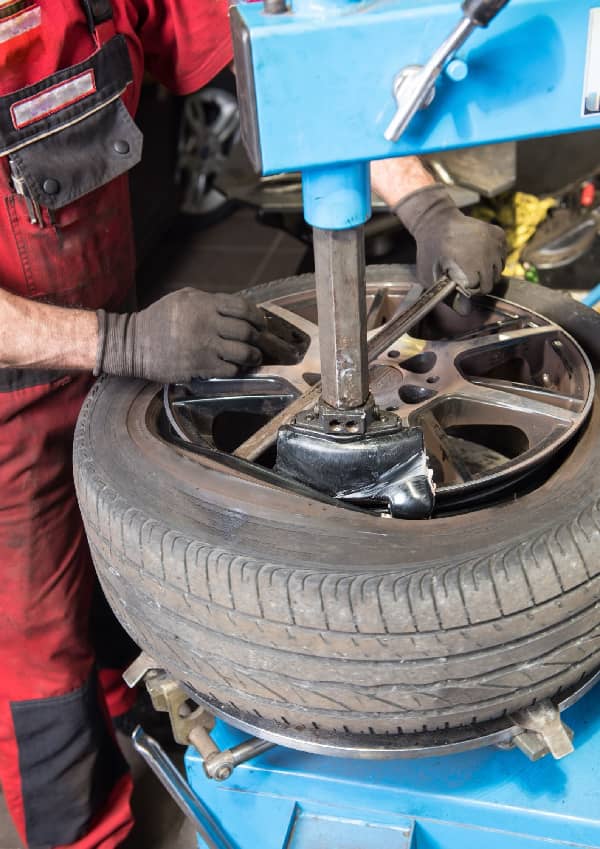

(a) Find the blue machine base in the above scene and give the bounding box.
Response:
[186,687,600,849]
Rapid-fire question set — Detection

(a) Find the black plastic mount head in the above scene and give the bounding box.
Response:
[275,422,435,519]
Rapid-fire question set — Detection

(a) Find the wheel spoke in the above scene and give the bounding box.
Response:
[261,302,319,340]
[366,288,388,330]
[256,302,321,391]
[447,379,580,445]
[468,377,587,413]
[254,363,318,392]
[166,378,297,447]
[450,323,557,357]
[211,101,239,141]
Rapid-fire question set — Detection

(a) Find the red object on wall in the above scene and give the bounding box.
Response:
[580,181,596,208]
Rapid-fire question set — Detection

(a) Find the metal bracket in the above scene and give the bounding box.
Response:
[195,733,276,782]
[293,395,399,439]
[509,699,575,761]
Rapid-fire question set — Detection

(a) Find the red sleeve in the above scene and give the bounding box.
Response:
[137,0,234,95]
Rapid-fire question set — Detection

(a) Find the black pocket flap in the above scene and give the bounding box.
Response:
[10,98,143,210]
[0,35,132,156]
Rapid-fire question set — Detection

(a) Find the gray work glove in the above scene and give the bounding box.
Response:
[95,288,268,383]
[394,184,507,314]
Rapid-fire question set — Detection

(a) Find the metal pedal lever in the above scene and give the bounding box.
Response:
[384,0,511,142]
[132,727,236,849]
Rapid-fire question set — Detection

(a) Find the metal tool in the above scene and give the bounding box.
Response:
[384,0,511,143]
[9,157,44,228]
[192,732,276,782]
[313,226,369,410]
[132,727,235,849]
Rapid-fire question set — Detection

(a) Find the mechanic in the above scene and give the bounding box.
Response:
[0,2,506,848]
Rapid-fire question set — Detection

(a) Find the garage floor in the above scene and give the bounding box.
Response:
[0,205,305,849]
[138,205,307,305]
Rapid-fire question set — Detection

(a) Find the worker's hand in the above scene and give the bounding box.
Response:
[394,185,507,314]
[95,288,268,383]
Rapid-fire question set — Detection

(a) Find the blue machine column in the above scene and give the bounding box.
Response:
[301,163,371,231]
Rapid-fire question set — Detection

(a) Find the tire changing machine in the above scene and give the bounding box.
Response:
[133,2,600,847]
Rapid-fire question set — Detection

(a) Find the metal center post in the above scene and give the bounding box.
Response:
[301,161,372,420]
[313,226,369,410]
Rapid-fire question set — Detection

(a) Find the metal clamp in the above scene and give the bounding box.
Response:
[384,0,511,142]
[509,699,575,761]
[123,654,276,780]
[144,670,216,746]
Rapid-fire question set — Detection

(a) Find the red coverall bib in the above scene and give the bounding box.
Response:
[0,2,232,847]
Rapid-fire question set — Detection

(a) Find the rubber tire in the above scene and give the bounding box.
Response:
[74,268,600,736]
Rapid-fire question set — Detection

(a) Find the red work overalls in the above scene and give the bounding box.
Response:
[0,2,232,847]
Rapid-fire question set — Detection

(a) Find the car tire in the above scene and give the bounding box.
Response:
[74,269,600,737]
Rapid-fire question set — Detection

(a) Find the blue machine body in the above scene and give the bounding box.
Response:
[236,0,600,173]
[186,688,600,849]
[232,0,600,227]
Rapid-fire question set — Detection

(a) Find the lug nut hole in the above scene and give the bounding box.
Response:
[398,385,438,405]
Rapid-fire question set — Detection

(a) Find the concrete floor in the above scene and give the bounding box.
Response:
[0,204,304,849]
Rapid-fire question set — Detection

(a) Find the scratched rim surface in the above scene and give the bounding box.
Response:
[163,282,595,512]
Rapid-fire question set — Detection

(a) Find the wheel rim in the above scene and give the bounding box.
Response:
[163,280,595,513]
[177,87,240,216]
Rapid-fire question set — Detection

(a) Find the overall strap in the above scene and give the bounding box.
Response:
[79,0,115,47]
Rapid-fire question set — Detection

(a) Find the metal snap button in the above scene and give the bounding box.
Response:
[42,178,60,195]
[113,139,130,155]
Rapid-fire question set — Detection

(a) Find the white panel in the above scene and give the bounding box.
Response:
[584,8,600,115]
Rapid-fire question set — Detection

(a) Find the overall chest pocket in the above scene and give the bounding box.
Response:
[0,34,142,308]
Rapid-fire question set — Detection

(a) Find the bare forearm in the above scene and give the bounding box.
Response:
[0,287,97,371]
[370,156,435,208]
